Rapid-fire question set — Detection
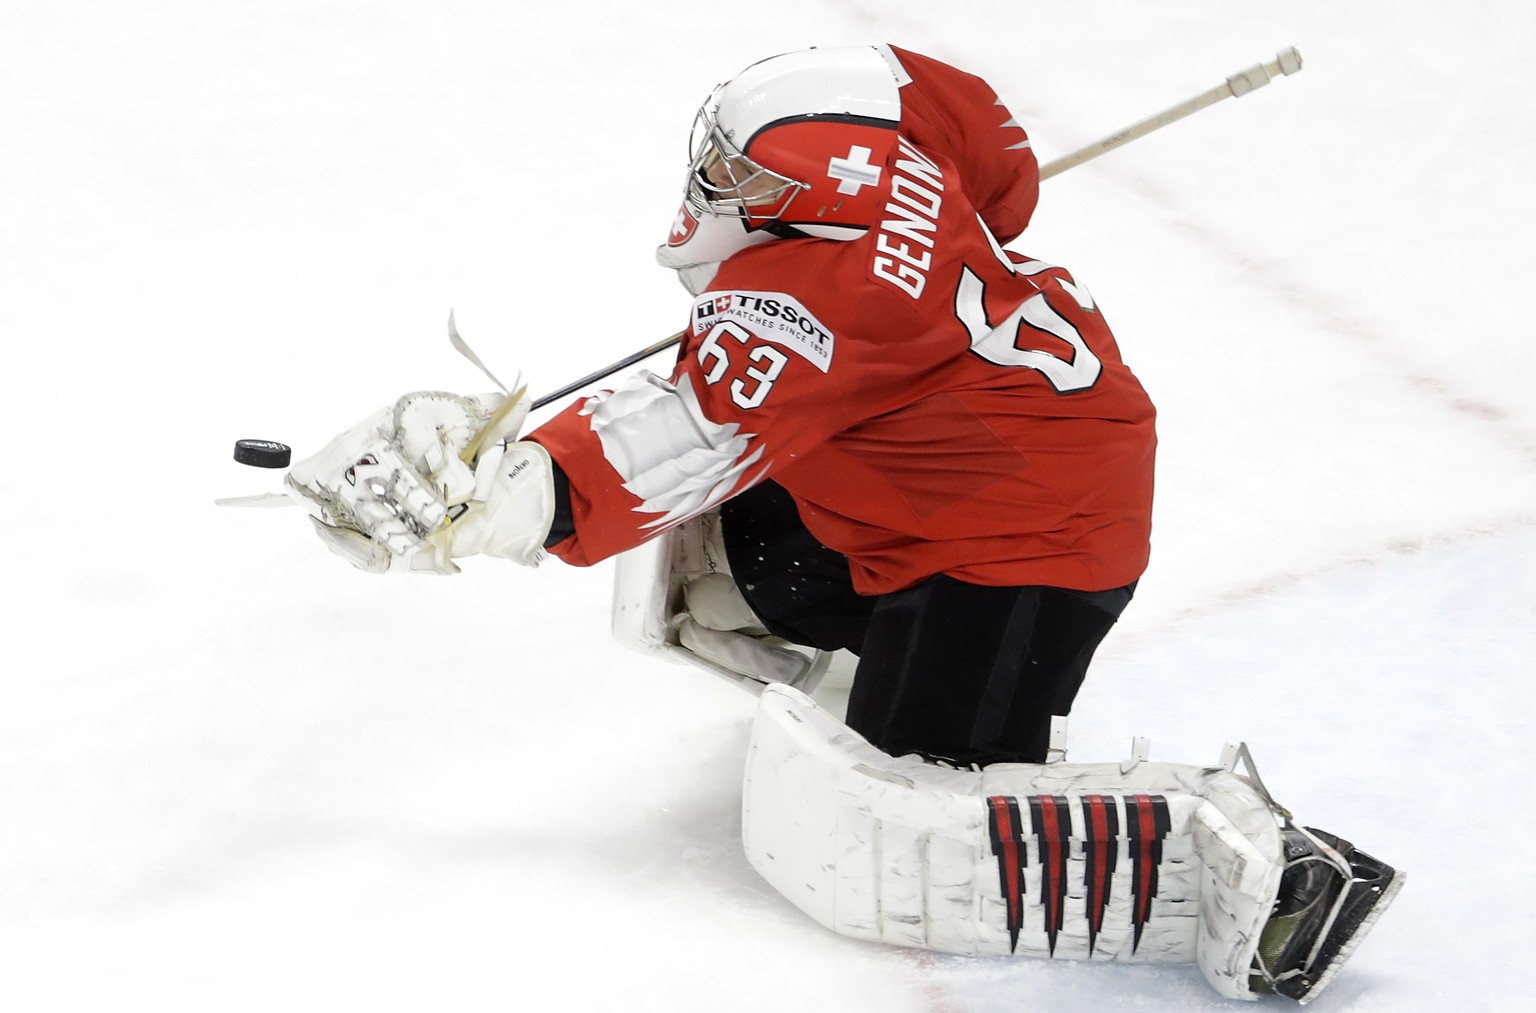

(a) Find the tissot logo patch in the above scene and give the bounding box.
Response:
[691,290,834,372]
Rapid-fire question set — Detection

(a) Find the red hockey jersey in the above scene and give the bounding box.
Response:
[529,46,1155,595]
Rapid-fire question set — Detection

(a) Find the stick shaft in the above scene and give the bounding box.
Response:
[532,330,687,410]
[1039,47,1302,180]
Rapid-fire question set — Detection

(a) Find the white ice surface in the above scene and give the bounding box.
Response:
[3,1,1533,1010]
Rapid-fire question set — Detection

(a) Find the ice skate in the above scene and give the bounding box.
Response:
[1250,826,1403,1004]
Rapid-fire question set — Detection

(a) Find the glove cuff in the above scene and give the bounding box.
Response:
[448,441,557,567]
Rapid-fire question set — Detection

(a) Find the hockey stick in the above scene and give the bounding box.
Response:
[1037,47,1303,180]
[530,330,687,410]
[533,47,1304,400]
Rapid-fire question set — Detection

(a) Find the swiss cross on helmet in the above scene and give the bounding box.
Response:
[683,46,904,238]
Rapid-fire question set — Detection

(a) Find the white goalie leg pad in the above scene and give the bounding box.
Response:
[612,528,676,652]
[611,512,830,693]
[1189,780,1287,999]
[675,617,814,686]
[742,685,1285,998]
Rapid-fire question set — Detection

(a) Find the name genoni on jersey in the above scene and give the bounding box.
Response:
[692,290,835,372]
[870,137,944,300]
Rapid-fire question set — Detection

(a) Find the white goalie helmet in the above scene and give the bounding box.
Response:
[659,45,908,284]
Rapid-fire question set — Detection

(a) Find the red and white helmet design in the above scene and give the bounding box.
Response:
[673,46,906,251]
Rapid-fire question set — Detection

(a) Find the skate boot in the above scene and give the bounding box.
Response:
[1249,825,1403,1005]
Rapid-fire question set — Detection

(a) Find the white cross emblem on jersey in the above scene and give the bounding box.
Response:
[827,145,882,196]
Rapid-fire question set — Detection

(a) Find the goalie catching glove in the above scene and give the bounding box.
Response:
[284,388,555,574]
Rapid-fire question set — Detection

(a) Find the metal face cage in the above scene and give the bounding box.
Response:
[684,96,807,221]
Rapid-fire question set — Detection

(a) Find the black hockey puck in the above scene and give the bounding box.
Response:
[234,438,292,469]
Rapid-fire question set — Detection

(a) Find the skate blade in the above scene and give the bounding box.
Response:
[1297,868,1406,1006]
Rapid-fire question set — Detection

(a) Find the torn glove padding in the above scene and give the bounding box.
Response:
[284,389,554,574]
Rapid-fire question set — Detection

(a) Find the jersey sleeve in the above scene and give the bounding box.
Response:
[525,262,935,566]
[885,44,1040,245]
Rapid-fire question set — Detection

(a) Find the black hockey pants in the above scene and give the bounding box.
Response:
[720,481,1134,766]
